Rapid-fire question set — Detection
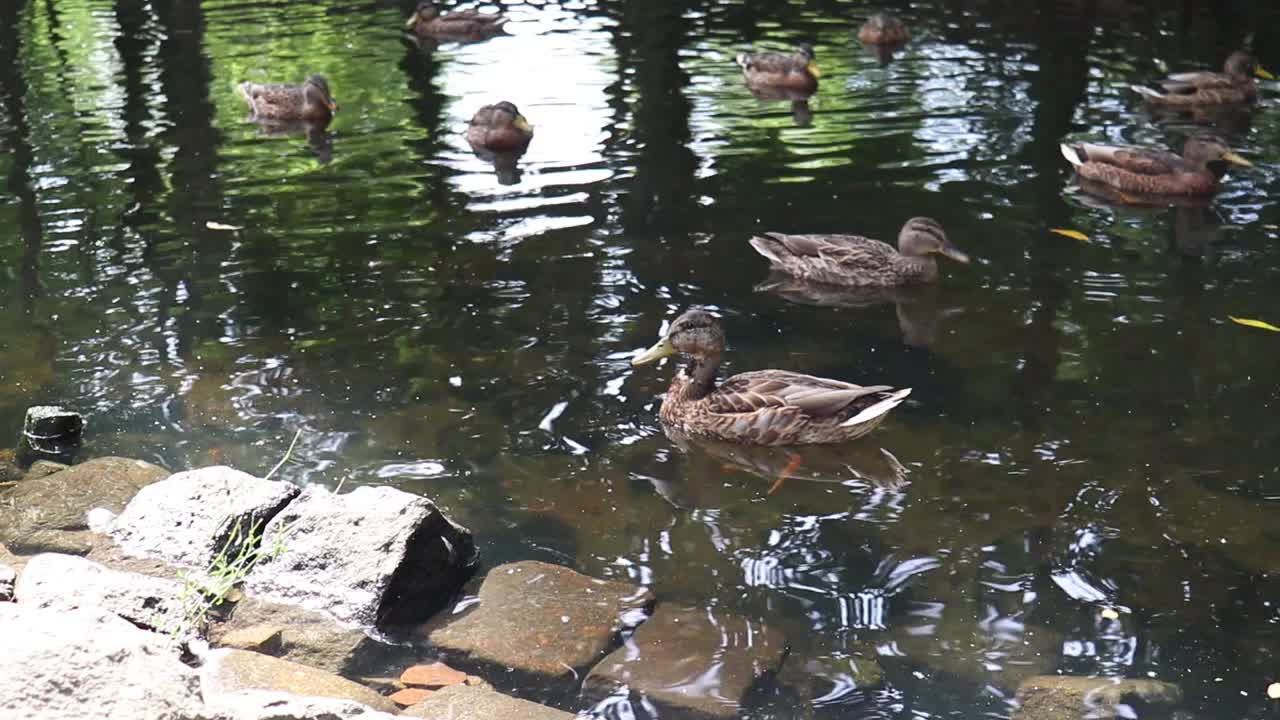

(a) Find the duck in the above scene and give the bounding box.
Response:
[1060,135,1251,196]
[857,13,910,45]
[748,217,970,287]
[1132,51,1274,107]
[465,101,533,153]
[631,309,911,446]
[405,1,506,39]
[238,75,337,123]
[736,45,819,94]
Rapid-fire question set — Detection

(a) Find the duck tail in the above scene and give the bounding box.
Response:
[747,234,787,266]
[840,388,912,427]
[735,52,751,70]
[1059,143,1084,167]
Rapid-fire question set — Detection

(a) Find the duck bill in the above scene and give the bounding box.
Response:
[1256,66,1276,81]
[632,337,676,366]
[404,14,418,28]
[806,61,822,78]
[513,115,532,133]
[940,244,970,264]
[1221,151,1252,167]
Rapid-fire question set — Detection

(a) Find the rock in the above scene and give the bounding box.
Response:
[400,684,575,720]
[24,460,69,480]
[583,606,787,720]
[1012,676,1184,720]
[15,553,187,633]
[219,623,285,655]
[246,485,477,629]
[401,662,467,689]
[109,465,300,569]
[200,648,400,714]
[0,564,14,601]
[0,456,169,554]
[0,603,205,719]
[202,689,402,720]
[425,560,651,683]
[0,457,22,483]
[390,687,435,707]
[16,405,85,466]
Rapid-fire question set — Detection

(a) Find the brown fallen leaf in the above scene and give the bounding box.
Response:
[389,687,435,707]
[400,661,467,689]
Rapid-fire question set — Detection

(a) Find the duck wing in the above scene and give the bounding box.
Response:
[750,233,898,279]
[1074,143,1181,175]
[738,51,805,74]
[239,82,304,118]
[1162,70,1234,92]
[709,371,893,418]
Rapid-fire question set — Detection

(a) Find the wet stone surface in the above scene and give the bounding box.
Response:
[1013,675,1184,720]
[425,560,653,683]
[582,605,787,720]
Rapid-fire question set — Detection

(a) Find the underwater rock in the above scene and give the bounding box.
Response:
[0,456,169,555]
[15,553,186,634]
[16,406,84,466]
[425,560,652,684]
[1013,675,1184,720]
[582,605,787,720]
[246,485,477,629]
[399,684,576,720]
[200,648,400,714]
[109,466,300,569]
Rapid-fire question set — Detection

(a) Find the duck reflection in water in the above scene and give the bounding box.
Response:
[756,275,963,348]
[1068,183,1225,261]
[466,101,533,185]
[249,120,334,163]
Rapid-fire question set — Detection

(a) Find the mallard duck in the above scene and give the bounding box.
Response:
[857,13,909,45]
[465,101,532,153]
[238,75,337,123]
[1132,51,1274,106]
[736,45,819,94]
[748,218,969,287]
[631,310,911,446]
[1060,135,1251,196]
[405,1,506,39]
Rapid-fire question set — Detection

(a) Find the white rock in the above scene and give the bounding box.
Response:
[109,466,300,568]
[15,553,187,633]
[246,485,477,629]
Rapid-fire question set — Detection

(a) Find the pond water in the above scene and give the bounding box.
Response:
[3,0,1280,717]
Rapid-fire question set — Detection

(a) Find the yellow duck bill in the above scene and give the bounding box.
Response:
[632,337,676,366]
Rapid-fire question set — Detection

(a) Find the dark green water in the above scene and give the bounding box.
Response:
[3,0,1280,717]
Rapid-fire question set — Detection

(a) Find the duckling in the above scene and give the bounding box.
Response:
[1060,135,1251,196]
[238,75,337,123]
[465,101,533,153]
[858,13,910,45]
[1133,50,1274,107]
[749,218,970,287]
[736,44,819,94]
[405,1,506,40]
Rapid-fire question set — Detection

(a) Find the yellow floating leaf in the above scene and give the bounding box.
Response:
[1268,682,1280,699]
[205,221,243,231]
[1229,316,1280,333]
[1049,228,1089,242]
[1100,608,1120,620]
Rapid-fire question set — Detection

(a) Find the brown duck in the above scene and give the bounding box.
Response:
[736,45,819,94]
[749,218,970,287]
[632,310,911,446]
[1133,51,1274,106]
[465,101,533,153]
[238,75,337,123]
[405,1,506,39]
[858,13,909,45]
[1060,135,1251,196]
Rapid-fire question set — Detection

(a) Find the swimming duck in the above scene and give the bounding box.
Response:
[748,218,969,287]
[1060,135,1251,196]
[736,45,820,94]
[465,101,533,153]
[632,310,911,446]
[1132,51,1274,106]
[405,1,506,39]
[858,13,909,45]
[238,75,337,123]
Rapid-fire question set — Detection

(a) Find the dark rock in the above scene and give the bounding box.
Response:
[246,485,477,629]
[425,560,652,685]
[1012,676,1184,720]
[15,553,187,633]
[199,648,400,714]
[16,405,85,466]
[0,564,14,601]
[583,606,787,720]
[0,456,169,555]
[400,684,576,720]
[109,465,300,569]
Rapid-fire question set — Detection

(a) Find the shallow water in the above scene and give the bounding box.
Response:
[3,0,1280,717]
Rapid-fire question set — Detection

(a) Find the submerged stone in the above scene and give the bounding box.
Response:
[399,684,575,720]
[582,605,787,720]
[1013,675,1184,720]
[425,560,653,683]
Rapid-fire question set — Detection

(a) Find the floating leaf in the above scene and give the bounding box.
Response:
[1268,682,1280,699]
[1229,316,1280,333]
[205,221,243,231]
[1049,228,1089,242]
[1101,608,1120,620]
